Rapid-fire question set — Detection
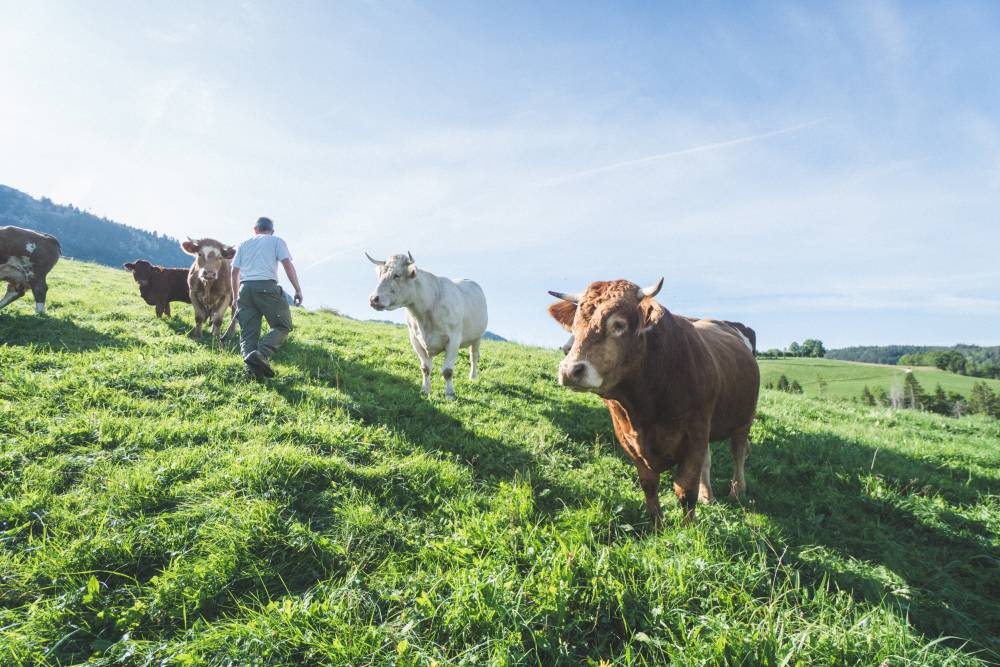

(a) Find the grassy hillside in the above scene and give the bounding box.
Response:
[1,260,998,665]
[759,357,1000,401]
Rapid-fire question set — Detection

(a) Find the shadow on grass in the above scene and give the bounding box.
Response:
[270,339,656,532]
[277,339,561,490]
[721,415,1000,658]
[0,312,126,351]
[163,315,239,352]
[489,380,614,447]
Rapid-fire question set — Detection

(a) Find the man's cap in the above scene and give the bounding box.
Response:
[255,217,274,232]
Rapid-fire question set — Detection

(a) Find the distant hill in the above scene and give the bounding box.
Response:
[827,344,1000,378]
[760,356,1000,401]
[0,184,189,268]
[826,345,934,365]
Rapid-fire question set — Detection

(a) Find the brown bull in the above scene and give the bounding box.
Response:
[548,279,759,525]
[181,238,235,337]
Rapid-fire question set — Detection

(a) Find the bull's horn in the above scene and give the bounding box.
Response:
[407,251,414,263]
[364,252,385,266]
[637,277,664,300]
[548,290,580,304]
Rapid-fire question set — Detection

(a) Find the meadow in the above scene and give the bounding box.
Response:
[758,357,1000,401]
[1,260,998,665]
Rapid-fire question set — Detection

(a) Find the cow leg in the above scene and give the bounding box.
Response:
[0,283,25,312]
[192,301,205,338]
[637,467,663,527]
[698,445,714,504]
[155,303,164,318]
[30,278,48,314]
[211,304,228,338]
[469,338,481,380]
[441,339,460,400]
[673,443,706,525]
[164,302,171,317]
[408,330,433,394]
[729,423,752,498]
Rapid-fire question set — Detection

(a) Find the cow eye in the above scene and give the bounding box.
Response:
[610,319,627,336]
[393,273,401,280]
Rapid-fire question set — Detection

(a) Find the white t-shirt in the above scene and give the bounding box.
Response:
[232,234,291,282]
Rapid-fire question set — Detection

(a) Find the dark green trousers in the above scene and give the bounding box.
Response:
[237,280,293,359]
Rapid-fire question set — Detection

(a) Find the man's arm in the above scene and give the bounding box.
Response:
[230,267,240,309]
[281,258,303,305]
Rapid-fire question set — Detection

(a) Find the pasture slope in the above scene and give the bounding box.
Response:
[1,259,998,666]
[759,357,1000,401]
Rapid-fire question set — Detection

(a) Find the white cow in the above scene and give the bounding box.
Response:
[366,252,488,399]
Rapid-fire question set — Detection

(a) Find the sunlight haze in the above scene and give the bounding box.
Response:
[2,1,998,348]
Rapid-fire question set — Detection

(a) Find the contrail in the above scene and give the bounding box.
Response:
[542,117,828,186]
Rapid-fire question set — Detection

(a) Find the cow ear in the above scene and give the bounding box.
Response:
[638,300,662,336]
[407,263,416,278]
[181,240,199,255]
[548,300,577,331]
[222,245,236,260]
[123,262,135,271]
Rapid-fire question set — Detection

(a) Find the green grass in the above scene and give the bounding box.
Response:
[1,259,998,665]
[759,357,1000,401]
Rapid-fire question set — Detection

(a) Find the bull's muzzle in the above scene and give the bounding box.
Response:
[558,358,602,390]
[369,294,385,310]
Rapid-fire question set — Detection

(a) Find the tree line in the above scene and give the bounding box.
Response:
[757,339,826,358]
[828,344,1000,379]
[859,373,1000,419]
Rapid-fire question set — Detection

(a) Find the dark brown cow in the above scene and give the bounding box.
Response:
[180,238,235,337]
[123,259,192,318]
[548,279,760,525]
[0,226,61,314]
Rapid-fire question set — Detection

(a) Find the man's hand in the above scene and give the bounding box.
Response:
[281,258,303,307]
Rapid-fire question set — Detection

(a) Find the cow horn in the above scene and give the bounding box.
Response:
[407,251,414,264]
[364,252,385,266]
[637,277,664,300]
[548,290,580,304]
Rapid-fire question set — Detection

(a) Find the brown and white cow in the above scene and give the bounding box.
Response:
[123,259,192,318]
[548,279,759,525]
[181,238,235,337]
[0,226,61,314]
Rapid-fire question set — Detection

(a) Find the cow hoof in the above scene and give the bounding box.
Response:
[445,392,457,401]
[729,481,746,498]
[698,494,714,505]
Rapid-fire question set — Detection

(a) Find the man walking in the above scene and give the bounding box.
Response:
[230,217,303,378]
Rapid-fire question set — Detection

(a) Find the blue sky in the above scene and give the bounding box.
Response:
[2,1,998,348]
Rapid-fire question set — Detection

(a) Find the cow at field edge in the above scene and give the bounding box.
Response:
[123,259,191,318]
[0,226,60,314]
[181,238,235,337]
[366,251,488,399]
[548,279,759,525]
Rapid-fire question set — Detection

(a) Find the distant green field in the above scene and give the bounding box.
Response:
[1,260,998,665]
[759,357,1000,400]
